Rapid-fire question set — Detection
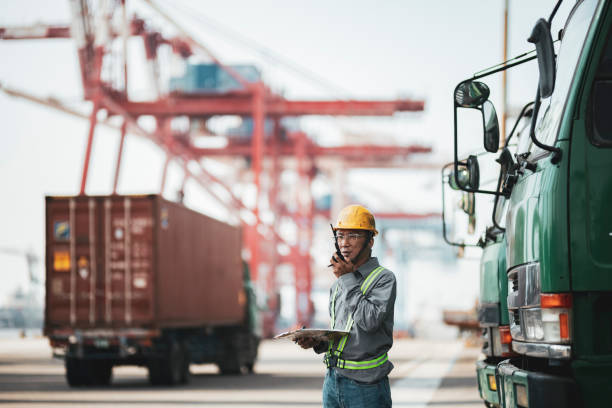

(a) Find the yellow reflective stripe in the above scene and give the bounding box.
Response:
[328,284,339,353]
[337,353,388,370]
[360,266,385,294]
[330,283,339,329]
[344,353,387,365]
[335,316,354,354]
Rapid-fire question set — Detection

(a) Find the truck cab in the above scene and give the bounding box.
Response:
[476,228,512,408]
[451,0,612,406]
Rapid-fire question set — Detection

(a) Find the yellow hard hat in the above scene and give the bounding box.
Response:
[334,205,378,236]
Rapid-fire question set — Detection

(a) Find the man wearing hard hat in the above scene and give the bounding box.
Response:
[298,205,396,408]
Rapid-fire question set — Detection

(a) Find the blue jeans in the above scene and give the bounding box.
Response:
[322,368,392,408]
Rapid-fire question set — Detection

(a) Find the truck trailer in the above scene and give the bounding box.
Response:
[44,194,260,386]
[449,0,612,405]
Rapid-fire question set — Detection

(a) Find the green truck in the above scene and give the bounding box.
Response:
[443,179,514,408]
[449,0,612,406]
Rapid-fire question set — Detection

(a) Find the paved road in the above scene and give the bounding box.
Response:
[0,336,482,407]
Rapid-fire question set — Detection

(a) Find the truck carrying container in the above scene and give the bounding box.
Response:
[45,194,260,386]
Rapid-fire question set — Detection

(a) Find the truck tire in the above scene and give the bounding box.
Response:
[147,358,165,385]
[148,341,185,385]
[218,352,241,375]
[91,361,112,385]
[65,357,86,387]
[180,341,190,384]
[66,358,112,386]
[216,330,241,375]
[245,335,260,374]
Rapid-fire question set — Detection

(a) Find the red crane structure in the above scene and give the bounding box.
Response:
[0,0,429,334]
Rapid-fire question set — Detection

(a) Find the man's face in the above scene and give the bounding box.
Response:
[335,229,372,261]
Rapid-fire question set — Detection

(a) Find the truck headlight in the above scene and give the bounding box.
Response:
[541,293,572,343]
[518,295,572,343]
[522,308,544,341]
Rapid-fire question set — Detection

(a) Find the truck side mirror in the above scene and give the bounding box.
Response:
[483,101,500,153]
[466,155,480,190]
[450,155,480,191]
[449,168,470,190]
[455,81,490,108]
[441,163,482,249]
[452,79,502,196]
[528,18,556,98]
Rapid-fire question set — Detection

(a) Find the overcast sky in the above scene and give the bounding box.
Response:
[0,1,574,305]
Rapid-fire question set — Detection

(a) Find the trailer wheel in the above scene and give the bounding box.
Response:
[65,357,86,387]
[218,337,241,375]
[217,342,241,375]
[218,356,241,375]
[245,335,260,374]
[91,361,112,385]
[167,341,185,385]
[148,341,185,385]
[147,359,165,385]
[180,341,191,384]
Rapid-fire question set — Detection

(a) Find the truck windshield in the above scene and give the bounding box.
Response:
[528,0,599,157]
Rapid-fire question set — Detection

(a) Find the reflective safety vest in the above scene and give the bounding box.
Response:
[324,266,388,370]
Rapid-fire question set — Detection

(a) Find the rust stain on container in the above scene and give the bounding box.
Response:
[45,195,244,333]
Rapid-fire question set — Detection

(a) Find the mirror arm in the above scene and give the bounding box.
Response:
[548,0,563,24]
[491,169,507,232]
[441,164,481,248]
[505,101,535,148]
[472,54,538,81]
[528,86,563,163]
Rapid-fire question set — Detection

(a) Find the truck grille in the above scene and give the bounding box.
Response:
[512,310,520,326]
[511,277,519,292]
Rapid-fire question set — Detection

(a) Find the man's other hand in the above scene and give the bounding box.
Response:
[295,336,320,349]
[330,255,354,278]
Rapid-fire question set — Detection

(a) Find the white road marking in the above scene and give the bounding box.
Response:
[391,341,463,408]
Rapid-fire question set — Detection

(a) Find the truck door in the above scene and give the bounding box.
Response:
[100,196,155,326]
[569,13,612,291]
[46,197,100,327]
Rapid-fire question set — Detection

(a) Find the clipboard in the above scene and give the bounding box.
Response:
[273,328,349,342]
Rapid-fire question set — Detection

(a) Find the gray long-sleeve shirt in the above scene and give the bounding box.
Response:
[314,257,396,383]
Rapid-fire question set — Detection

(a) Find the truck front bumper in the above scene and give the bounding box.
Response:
[476,359,500,407]
[496,359,579,408]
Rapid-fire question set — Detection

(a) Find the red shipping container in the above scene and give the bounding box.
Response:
[45,195,245,334]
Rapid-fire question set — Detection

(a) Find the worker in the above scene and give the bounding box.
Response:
[297,204,396,408]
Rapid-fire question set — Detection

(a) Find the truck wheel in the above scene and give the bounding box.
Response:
[91,361,112,385]
[218,356,241,375]
[166,341,184,385]
[246,336,260,373]
[180,341,191,384]
[218,341,241,375]
[66,358,104,386]
[65,357,85,387]
[216,329,243,375]
[148,359,165,385]
[148,341,184,385]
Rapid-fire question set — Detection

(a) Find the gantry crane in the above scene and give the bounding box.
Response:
[0,0,430,332]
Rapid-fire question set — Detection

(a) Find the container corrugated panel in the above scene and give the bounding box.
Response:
[154,198,244,326]
[45,195,244,333]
